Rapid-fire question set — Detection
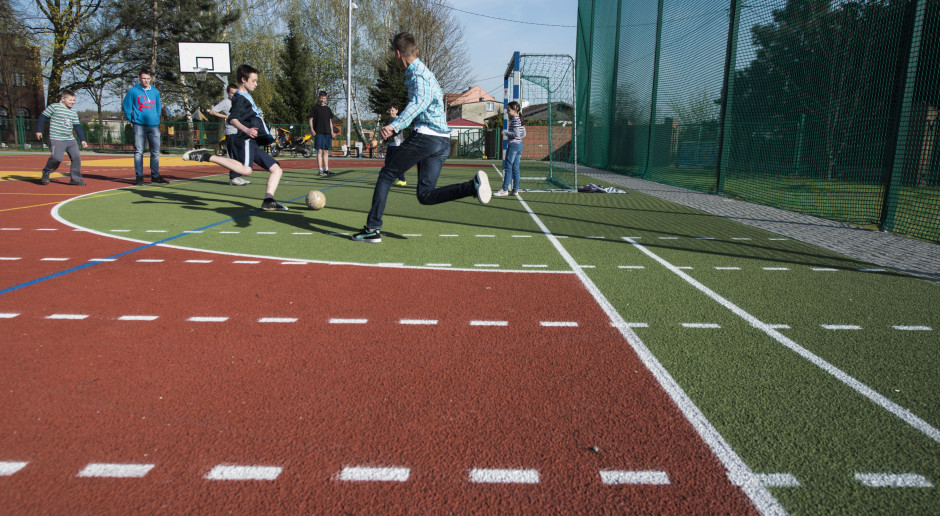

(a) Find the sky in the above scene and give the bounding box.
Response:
[443,0,578,100]
[74,0,579,113]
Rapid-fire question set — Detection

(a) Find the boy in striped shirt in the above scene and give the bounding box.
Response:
[35,89,88,185]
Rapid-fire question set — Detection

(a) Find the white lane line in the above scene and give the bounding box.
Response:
[41,258,69,261]
[403,234,422,237]
[183,230,203,234]
[0,257,22,260]
[426,263,452,267]
[233,260,260,264]
[587,236,605,239]
[756,473,801,487]
[511,235,532,238]
[470,320,508,327]
[77,463,155,478]
[89,258,116,262]
[280,261,308,265]
[613,322,649,328]
[854,473,933,488]
[476,234,496,238]
[338,466,411,482]
[659,236,679,240]
[118,315,159,321]
[893,326,932,331]
[145,230,167,233]
[696,237,715,240]
[812,268,838,272]
[715,267,741,270]
[109,229,131,233]
[1,228,21,230]
[185,259,213,263]
[36,228,58,231]
[0,461,28,476]
[187,316,229,322]
[682,323,722,329]
[523,264,548,268]
[377,262,404,266]
[623,236,940,447]
[821,325,862,330]
[768,238,788,241]
[514,202,784,514]
[762,267,790,271]
[619,265,645,269]
[579,265,596,269]
[292,232,313,235]
[540,321,578,327]
[137,259,164,263]
[46,314,89,320]
[732,237,752,241]
[768,324,791,330]
[677,266,693,270]
[600,470,670,485]
[859,268,886,273]
[205,465,282,481]
[328,232,349,236]
[469,468,539,484]
[257,232,276,235]
[0,313,20,319]
[258,317,298,323]
[400,319,438,325]
[329,318,368,324]
[219,231,240,234]
[439,234,459,237]
[474,264,500,268]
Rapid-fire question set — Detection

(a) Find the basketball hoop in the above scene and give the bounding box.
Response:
[194,67,208,81]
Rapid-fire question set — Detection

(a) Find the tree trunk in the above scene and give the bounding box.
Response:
[151,0,159,73]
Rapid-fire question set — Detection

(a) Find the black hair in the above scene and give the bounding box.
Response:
[139,68,152,77]
[391,32,417,57]
[236,64,259,84]
[227,83,238,92]
[318,90,328,97]
[388,104,399,111]
[507,101,525,125]
[60,88,76,98]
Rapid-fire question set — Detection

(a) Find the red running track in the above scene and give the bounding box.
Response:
[0,157,761,513]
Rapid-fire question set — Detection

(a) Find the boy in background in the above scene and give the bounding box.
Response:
[309,91,336,177]
[209,83,250,186]
[182,64,289,211]
[34,89,88,186]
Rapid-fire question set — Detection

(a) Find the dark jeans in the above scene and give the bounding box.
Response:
[384,146,405,181]
[367,132,474,230]
[133,124,160,178]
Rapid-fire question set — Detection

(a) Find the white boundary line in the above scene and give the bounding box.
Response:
[512,196,784,515]
[622,237,940,447]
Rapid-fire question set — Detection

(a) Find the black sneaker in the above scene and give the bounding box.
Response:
[135,176,144,186]
[151,176,169,184]
[324,170,336,176]
[69,179,86,186]
[182,149,212,162]
[40,172,50,185]
[317,170,326,177]
[351,226,381,243]
[261,198,289,211]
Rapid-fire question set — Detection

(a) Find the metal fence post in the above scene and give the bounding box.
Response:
[715,0,741,195]
[643,0,665,179]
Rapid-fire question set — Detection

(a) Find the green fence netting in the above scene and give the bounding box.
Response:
[577,0,940,243]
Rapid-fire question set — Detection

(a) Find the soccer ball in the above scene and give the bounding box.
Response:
[306,190,326,210]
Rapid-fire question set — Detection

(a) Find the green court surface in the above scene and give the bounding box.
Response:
[58,164,940,513]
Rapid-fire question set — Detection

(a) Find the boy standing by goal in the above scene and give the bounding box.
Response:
[351,32,491,243]
[182,64,288,211]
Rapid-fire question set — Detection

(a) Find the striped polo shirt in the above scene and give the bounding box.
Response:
[41,102,80,141]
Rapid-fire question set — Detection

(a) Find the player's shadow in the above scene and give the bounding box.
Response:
[128,186,211,207]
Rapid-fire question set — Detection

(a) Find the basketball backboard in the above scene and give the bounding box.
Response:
[177,42,231,74]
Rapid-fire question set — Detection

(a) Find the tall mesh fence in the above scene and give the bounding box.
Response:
[577,0,940,243]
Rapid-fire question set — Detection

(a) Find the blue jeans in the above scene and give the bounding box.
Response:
[367,132,473,230]
[502,141,522,191]
[133,124,161,178]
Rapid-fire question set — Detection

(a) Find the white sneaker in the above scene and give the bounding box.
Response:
[474,170,491,204]
[494,189,509,196]
[229,176,251,186]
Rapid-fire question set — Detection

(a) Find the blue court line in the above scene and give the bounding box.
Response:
[0,171,378,297]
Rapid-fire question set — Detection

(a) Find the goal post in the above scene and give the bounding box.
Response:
[504,52,578,191]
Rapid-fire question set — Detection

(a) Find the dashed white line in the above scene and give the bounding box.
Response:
[475,234,496,238]
[757,473,801,487]
[540,321,578,327]
[280,261,308,265]
[89,258,116,262]
[522,264,548,268]
[439,234,459,237]
[696,237,715,240]
[41,257,69,261]
[205,465,282,481]
[715,267,741,270]
[768,238,788,241]
[469,468,539,484]
[327,232,349,236]
[586,236,605,239]
[732,237,752,241]
[187,316,229,323]
[426,263,451,267]
[46,314,89,320]
[36,228,58,231]
[659,237,679,240]
[682,323,721,329]
[233,260,260,264]
[185,259,213,263]
[399,319,438,325]
[145,230,167,233]
[470,320,508,327]
[329,318,368,324]
[511,235,532,238]
[768,324,791,330]
[0,462,29,476]
[474,264,500,268]
[859,268,886,273]
[403,234,422,237]
[257,232,276,235]
[579,265,596,268]
[0,228,21,231]
[821,325,862,330]
[762,267,790,271]
[183,230,203,234]
[599,470,670,485]
[137,259,164,263]
[0,313,20,319]
[118,315,159,321]
[109,229,131,233]
[854,473,933,488]
[618,265,645,269]
[338,466,411,482]
[292,232,313,235]
[812,268,838,272]
[377,262,404,266]
[893,326,932,331]
[613,322,649,328]
[219,231,240,234]
[258,317,298,323]
[77,463,155,478]
[0,257,22,260]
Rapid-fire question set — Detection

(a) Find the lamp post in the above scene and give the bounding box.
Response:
[347,0,357,155]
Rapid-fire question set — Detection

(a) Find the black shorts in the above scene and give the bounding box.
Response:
[231,137,278,170]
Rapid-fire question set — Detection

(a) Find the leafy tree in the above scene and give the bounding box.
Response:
[267,19,315,124]
[367,53,408,125]
[30,0,104,105]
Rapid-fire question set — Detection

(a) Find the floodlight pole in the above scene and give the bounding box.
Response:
[347,0,357,154]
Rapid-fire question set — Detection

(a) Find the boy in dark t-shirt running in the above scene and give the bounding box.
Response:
[182,64,288,211]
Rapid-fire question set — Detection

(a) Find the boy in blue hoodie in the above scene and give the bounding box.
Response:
[123,68,168,186]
